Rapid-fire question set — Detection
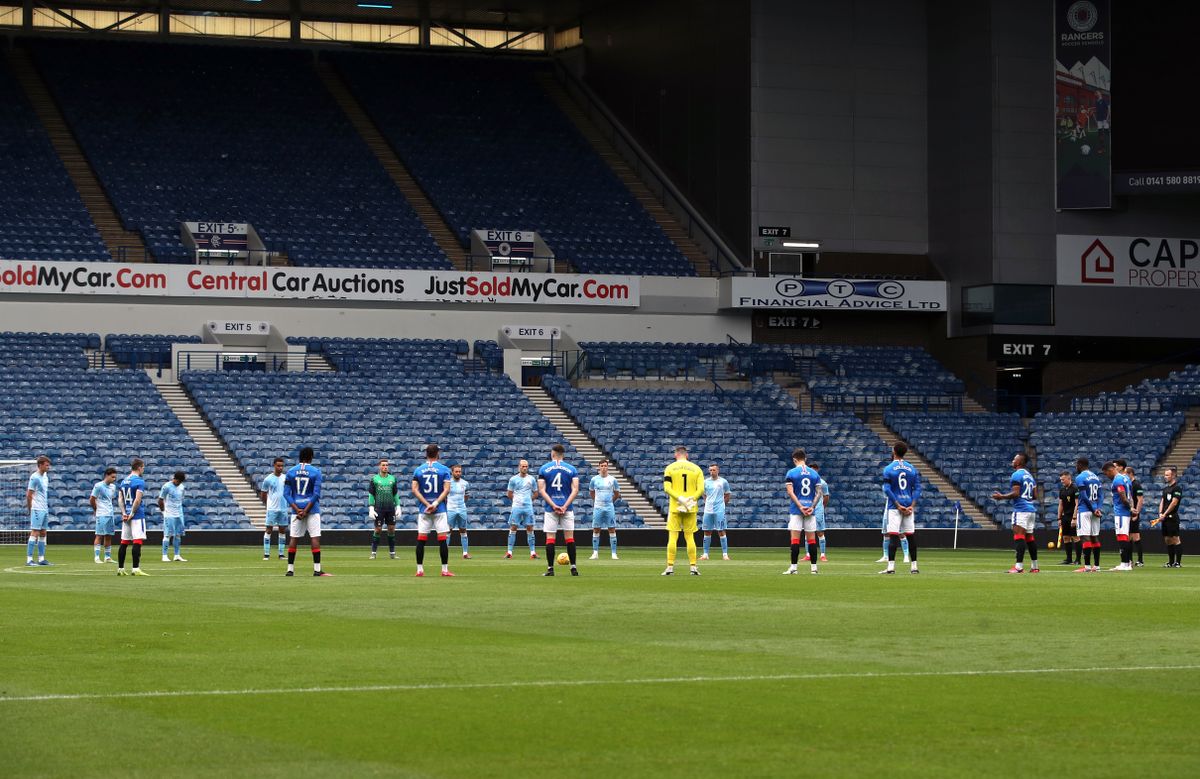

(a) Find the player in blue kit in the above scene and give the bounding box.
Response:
[506,460,539,559]
[589,459,621,560]
[1104,460,1134,571]
[90,467,118,563]
[881,442,921,574]
[284,447,330,577]
[992,453,1039,573]
[158,471,188,563]
[117,458,149,576]
[538,443,580,576]
[447,464,471,559]
[700,463,731,561]
[1074,458,1104,572]
[876,485,910,563]
[783,449,823,574]
[259,458,287,560]
[412,444,453,577]
[25,455,52,566]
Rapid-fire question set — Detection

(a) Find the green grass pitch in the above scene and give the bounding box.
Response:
[2,546,1198,778]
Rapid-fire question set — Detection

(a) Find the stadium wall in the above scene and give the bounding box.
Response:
[0,276,752,344]
[751,0,930,256]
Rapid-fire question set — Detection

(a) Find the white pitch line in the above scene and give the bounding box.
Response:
[4,664,1199,704]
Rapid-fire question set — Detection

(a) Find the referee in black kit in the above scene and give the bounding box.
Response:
[1058,471,1080,565]
[1152,466,1184,568]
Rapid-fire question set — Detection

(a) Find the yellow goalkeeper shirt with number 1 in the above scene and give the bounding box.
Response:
[664,460,705,514]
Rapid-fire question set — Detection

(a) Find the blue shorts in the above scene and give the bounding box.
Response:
[164,516,186,537]
[447,510,469,530]
[266,510,289,528]
[510,507,534,526]
[95,515,115,536]
[814,513,826,532]
[591,507,617,529]
[29,509,49,531]
[702,512,727,532]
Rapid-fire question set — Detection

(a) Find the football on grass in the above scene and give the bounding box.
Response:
[556,552,570,566]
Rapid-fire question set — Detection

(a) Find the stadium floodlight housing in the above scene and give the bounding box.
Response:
[357,3,394,7]
[781,241,821,249]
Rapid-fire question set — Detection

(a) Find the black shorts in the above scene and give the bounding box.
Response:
[1059,521,1076,537]
[1161,517,1181,537]
[1129,518,1141,534]
[374,509,396,525]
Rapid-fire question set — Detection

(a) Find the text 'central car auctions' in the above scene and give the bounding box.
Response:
[0,260,639,308]
[725,277,946,311]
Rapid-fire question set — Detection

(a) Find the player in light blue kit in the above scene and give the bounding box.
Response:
[158,471,188,562]
[412,443,454,577]
[447,464,472,559]
[25,455,52,566]
[805,464,830,562]
[506,459,538,559]
[881,442,921,574]
[259,457,287,560]
[589,460,621,560]
[991,453,1039,573]
[700,463,731,561]
[90,466,118,563]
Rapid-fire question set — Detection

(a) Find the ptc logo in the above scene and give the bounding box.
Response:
[826,279,855,299]
[1080,238,1114,284]
[775,277,806,298]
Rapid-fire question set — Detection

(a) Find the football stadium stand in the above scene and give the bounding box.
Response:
[0,332,242,531]
[542,375,967,529]
[106,334,203,369]
[30,39,448,269]
[182,339,642,528]
[334,53,696,276]
[0,59,109,263]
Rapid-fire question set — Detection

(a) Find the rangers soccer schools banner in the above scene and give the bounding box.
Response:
[1054,0,1112,209]
[0,260,639,307]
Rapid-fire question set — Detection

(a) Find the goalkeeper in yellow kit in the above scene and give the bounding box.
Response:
[662,445,705,575]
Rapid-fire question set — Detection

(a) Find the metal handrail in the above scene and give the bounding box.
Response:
[551,61,746,276]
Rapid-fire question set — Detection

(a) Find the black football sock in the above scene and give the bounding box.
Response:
[1092,544,1100,567]
[132,544,141,568]
[1134,539,1143,562]
[371,532,379,553]
[312,549,321,572]
[415,539,426,565]
[1176,543,1182,564]
[388,533,395,553]
[566,540,576,565]
[807,542,819,564]
[887,535,899,562]
[906,534,917,562]
[118,543,127,568]
[1074,541,1082,563]
[1083,545,1091,566]
[287,548,296,565]
[1015,538,1027,564]
[790,539,800,565]
[439,539,449,565]
[545,541,556,570]
[1027,538,1038,563]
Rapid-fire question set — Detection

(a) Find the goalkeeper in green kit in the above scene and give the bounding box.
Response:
[369,458,401,559]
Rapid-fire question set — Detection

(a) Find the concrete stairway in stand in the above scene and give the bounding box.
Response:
[863,413,998,528]
[7,47,148,263]
[156,383,266,526]
[314,59,466,270]
[1155,409,1200,479]
[536,71,716,277]
[521,386,665,528]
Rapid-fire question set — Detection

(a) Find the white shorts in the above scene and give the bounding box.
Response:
[1114,515,1130,537]
[416,512,450,536]
[1077,511,1098,537]
[289,513,322,538]
[1097,118,1110,129]
[1012,512,1037,534]
[543,510,575,535]
[787,514,817,534]
[120,517,147,542]
[886,509,915,535]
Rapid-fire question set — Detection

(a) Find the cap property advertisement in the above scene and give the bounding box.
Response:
[1054,0,1111,210]
[1056,234,1200,289]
